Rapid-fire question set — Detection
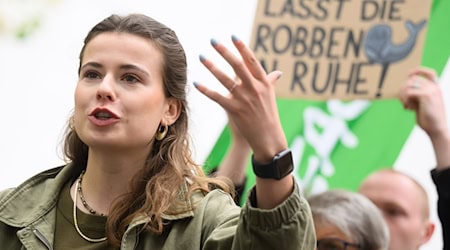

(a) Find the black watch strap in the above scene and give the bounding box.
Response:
[252,149,294,180]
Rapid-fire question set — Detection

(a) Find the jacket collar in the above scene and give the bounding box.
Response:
[0,163,198,228]
[0,164,73,227]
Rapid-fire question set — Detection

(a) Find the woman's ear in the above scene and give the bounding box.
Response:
[164,98,181,126]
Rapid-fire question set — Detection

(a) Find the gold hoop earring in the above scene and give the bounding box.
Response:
[69,116,75,130]
[155,124,168,141]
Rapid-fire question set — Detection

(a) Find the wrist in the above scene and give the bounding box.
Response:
[252,149,293,180]
[428,130,450,170]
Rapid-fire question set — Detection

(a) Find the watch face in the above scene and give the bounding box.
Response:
[276,150,294,179]
[252,149,294,180]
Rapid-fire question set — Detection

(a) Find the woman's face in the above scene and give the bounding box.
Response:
[74,32,178,152]
[315,222,361,250]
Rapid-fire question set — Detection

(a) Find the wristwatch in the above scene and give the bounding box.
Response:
[251,149,294,180]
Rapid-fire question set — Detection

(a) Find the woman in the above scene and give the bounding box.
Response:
[0,14,315,249]
[308,190,389,250]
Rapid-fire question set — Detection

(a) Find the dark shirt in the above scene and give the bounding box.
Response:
[431,168,450,250]
[54,180,112,249]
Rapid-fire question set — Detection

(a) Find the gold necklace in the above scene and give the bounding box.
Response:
[77,171,105,216]
[73,173,107,243]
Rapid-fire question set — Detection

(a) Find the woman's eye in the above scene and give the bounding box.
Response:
[122,74,139,83]
[84,71,100,79]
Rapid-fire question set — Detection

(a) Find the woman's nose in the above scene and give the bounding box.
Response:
[96,76,116,101]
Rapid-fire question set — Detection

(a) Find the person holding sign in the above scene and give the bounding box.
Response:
[358,66,450,250]
[0,13,315,249]
[398,66,450,250]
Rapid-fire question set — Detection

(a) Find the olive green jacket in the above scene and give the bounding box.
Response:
[0,164,316,249]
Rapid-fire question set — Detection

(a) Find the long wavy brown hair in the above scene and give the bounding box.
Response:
[63,13,233,247]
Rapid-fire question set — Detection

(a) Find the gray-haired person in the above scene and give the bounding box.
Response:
[308,189,389,250]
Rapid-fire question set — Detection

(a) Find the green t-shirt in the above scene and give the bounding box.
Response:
[54,180,114,249]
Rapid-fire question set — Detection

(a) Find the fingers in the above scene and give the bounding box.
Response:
[401,75,429,109]
[209,36,274,89]
[209,38,254,90]
[230,35,268,82]
[195,36,281,113]
[407,73,437,92]
[399,78,420,110]
[409,66,439,83]
[193,81,232,111]
[199,54,237,93]
[400,66,439,110]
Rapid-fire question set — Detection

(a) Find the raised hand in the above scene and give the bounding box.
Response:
[399,67,447,139]
[194,35,293,209]
[399,66,450,169]
[194,36,285,163]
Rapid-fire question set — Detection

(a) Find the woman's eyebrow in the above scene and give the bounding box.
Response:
[79,62,150,77]
[120,64,150,77]
[79,62,103,72]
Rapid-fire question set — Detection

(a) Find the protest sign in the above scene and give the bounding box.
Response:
[250,0,432,100]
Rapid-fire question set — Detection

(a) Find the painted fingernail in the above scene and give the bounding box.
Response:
[199,54,206,62]
[193,82,199,88]
[210,38,218,46]
[231,35,239,42]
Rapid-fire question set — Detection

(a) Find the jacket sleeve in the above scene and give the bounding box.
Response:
[0,188,13,203]
[202,181,316,250]
[431,168,450,250]
[234,182,316,250]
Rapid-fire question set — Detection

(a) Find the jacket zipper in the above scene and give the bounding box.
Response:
[32,228,53,250]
